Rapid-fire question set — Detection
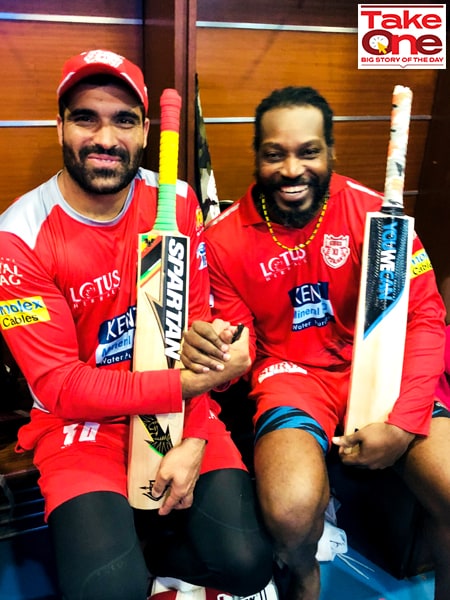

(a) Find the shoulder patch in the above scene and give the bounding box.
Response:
[0,296,50,330]
[410,248,433,279]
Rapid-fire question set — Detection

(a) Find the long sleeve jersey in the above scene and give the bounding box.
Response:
[205,173,445,435]
[0,168,212,450]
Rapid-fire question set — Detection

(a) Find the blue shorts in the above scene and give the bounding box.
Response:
[433,400,450,418]
[254,406,329,453]
[255,401,450,455]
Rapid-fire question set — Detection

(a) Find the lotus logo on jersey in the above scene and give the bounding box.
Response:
[259,248,306,280]
[70,269,121,305]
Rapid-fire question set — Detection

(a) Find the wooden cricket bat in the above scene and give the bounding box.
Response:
[128,88,188,509]
[345,86,414,435]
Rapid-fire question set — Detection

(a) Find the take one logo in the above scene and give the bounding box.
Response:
[358,4,446,69]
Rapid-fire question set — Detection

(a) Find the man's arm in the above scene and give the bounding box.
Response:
[0,232,248,421]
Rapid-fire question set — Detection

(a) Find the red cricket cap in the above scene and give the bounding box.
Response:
[57,49,148,113]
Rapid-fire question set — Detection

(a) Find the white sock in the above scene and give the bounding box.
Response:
[152,577,203,594]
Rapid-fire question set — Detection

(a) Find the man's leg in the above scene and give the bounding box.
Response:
[397,415,450,600]
[139,468,273,597]
[254,428,329,600]
[48,491,149,600]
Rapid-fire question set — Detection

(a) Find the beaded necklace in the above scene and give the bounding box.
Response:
[260,193,329,252]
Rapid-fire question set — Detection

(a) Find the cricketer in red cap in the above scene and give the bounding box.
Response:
[57,49,148,113]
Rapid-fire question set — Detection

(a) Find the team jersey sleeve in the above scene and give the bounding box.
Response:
[0,231,183,422]
[387,236,446,435]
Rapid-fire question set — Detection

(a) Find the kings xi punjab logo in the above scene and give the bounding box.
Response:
[321,234,350,269]
[358,4,446,69]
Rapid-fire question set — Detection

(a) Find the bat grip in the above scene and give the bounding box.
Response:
[155,89,182,231]
[382,85,413,214]
[160,88,182,133]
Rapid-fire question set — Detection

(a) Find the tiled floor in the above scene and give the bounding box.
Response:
[320,547,434,600]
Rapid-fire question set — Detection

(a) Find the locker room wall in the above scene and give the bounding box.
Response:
[0,1,145,212]
[195,0,441,219]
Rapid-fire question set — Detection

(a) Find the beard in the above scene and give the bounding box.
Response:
[62,143,144,195]
[254,170,332,229]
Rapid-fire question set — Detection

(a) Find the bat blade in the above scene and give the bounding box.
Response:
[345,86,413,435]
[128,89,188,509]
[345,212,414,434]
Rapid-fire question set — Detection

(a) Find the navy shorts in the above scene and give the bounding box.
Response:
[255,400,450,455]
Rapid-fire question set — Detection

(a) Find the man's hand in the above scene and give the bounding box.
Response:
[332,423,415,469]
[180,325,250,398]
[151,437,206,516]
[182,319,240,373]
[180,320,250,399]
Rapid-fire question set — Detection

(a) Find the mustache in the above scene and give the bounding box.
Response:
[279,177,309,187]
[79,145,128,162]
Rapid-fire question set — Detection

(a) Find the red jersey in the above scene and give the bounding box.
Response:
[436,324,450,409]
[0,168,213,451]
[205,173,445,435]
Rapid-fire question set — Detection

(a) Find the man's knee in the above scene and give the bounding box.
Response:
[218,549,273,597]
[59,537,149,600]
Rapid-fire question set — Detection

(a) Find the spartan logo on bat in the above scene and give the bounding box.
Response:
[140,479,167,501]
[139,414,173,501]
[162,236,188,364]
[139,234,188,368]
[140,414,174,455]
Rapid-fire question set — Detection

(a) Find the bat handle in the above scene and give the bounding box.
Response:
[382,85,413,215]
[155,89,182,232]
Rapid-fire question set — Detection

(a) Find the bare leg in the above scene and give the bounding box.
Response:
[398,417,450,600]
[254,429,329,600]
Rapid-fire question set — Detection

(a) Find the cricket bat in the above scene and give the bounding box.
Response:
[345,85,414,435]
[128,88,188,509]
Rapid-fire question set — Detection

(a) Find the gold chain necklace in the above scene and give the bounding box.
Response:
[260,193,329,252]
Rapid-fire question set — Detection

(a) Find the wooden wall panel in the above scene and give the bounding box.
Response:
[196,30,436,118]
[142,0,197,182]
[202,123,254,202]
[197,27,436,209]
[197,0,414,28]
[0,22,143,120]
[415,69,450,290]
[0,128,60,213]
[0,0,142,18]
[204,120,427,212]
[0,5,143,211]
